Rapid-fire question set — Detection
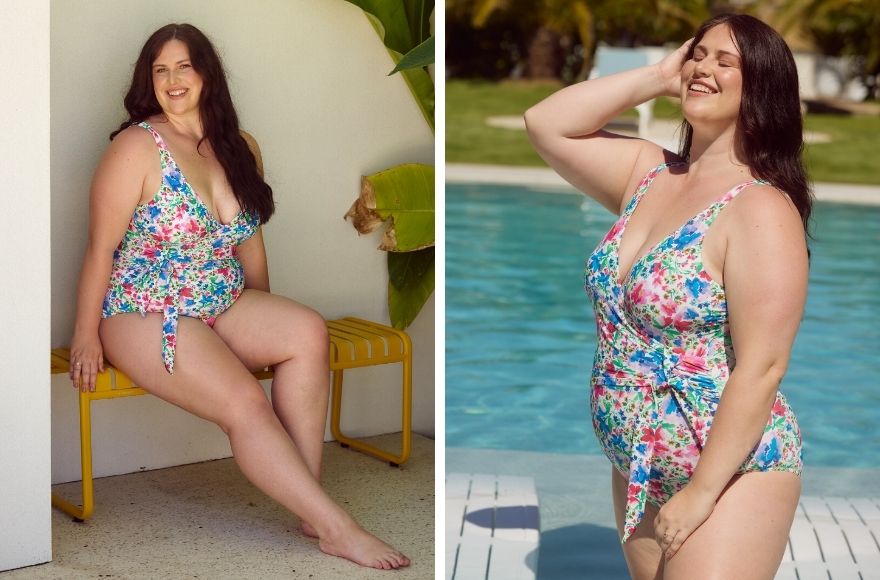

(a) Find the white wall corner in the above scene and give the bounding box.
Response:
[0,0,52,572]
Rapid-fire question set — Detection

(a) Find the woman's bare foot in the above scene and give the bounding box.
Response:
[301,520,319,538]
[318,521,411,570]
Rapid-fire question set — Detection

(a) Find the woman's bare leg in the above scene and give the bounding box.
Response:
[212,290,330,537]
[663,471,799,580]
[611,467,665,580]
[99,313,409,569]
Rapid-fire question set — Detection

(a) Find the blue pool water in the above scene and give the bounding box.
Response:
[446,182,880,468]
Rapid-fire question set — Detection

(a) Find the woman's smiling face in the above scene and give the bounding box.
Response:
[152,39,203,118]
[680,24,743,129]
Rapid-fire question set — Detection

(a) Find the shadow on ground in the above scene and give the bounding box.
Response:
[537,524,629,580]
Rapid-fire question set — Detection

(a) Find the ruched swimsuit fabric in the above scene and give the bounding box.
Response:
[102,121,259,374]
[585,162,803,543]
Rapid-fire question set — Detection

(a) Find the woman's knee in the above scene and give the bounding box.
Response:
[216,382,276,433]
[289,306,329,360]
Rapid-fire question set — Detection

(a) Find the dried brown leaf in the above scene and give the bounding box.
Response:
[344,176,384,234]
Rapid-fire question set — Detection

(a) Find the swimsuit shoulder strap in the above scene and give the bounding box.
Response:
[136,120,179,176]
[622,161,687,218]
[701,178,771,228]
[137,121,168,150]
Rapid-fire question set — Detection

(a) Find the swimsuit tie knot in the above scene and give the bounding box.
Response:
[658,350,688,394]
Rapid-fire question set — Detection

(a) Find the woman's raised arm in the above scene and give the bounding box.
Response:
[524,39,692,214]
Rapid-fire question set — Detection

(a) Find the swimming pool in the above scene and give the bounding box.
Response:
[446,181,880,468]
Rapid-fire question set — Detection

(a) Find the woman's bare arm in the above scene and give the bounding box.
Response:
[70,127,153,390]
[237,129,271,292]
[656,185,808,558]
[524,39,692,214]
[237,228,270,292]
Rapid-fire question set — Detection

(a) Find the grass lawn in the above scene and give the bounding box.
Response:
[447,79,880,185]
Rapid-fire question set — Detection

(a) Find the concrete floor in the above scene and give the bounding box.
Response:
[6,434,434,580]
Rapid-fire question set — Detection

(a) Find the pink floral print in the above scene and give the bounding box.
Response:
[102,122,259,374]
[585,162,803,542]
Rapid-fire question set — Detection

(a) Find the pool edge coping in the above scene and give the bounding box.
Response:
[446,163,880,206]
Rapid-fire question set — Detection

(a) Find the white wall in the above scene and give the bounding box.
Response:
[51,0,434,483]
[0,1,52,571]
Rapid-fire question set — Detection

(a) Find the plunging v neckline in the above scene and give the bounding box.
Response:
[144,121,243,227]
[615,207,711,287]
[613,173,759,287]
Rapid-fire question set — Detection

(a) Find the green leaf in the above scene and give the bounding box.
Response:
[399,67,434,132]
[388,248,434,329]
[346,163,434,251]
[343,0,435,131]
[344,0,432,54]
[390,35,435,74]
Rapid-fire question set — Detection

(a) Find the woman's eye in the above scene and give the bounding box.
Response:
[154,68,167,74]
[179,63,191,70]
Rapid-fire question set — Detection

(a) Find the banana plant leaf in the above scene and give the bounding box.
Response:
[343,0,435,131]
[390,35,435,74]
[388,247,434,329]
[345,163,434,252]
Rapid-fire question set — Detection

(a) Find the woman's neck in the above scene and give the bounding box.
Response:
[686,122,751,180]
[159,112,204,142]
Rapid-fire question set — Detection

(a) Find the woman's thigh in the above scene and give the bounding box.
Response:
[99,312,269,426]
[664,471,800,580]
[211,289,328,371]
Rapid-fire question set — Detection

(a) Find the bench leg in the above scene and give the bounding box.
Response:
[51,391,95,521]
[330,360,412,466]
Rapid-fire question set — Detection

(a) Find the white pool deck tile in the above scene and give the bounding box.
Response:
[448,448,880,580]
[446,163,880,206]
[777,496,880,580]
[446,473,540,580]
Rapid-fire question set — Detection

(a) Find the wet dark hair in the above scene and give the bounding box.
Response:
[679,13,812,239]
[111,23,274,224]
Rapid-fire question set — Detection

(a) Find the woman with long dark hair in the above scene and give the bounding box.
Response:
[525,14,809,578]
[68,23,409,570]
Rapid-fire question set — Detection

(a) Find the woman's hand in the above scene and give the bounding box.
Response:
[69,331,105,392]
[655,37,694,98]
[653,483,716,559]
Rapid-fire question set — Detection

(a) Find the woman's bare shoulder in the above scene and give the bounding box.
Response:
[724,183,807,255]
[91,124,156,196]
[103,123,157,161]
[616,146,686,213]
[239,129,260,151]
[729,183,803,226]
[239,129,264,175]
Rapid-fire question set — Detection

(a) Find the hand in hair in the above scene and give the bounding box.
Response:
[656,37,695,98]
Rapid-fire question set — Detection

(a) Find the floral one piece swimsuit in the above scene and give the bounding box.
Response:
[102,121,259,374]
[585,162,803,542]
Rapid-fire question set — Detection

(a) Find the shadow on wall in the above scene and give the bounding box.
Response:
[537,524,629,580]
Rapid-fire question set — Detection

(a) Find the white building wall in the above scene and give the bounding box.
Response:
[51,0,434,483]
[0,0,52,571]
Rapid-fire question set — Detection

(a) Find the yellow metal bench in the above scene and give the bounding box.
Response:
[50,316,412,521]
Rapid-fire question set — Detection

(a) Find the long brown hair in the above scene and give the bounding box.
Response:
[111,23,275,224]
[679,14,812,239]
